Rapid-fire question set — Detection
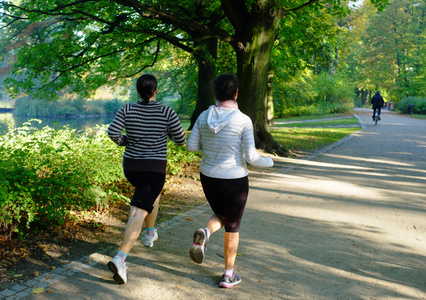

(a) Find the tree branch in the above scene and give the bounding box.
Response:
[111,0,234,42]
[122,39,161,78]
[220,0,249,32]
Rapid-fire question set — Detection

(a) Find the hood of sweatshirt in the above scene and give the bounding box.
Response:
[206,105,238,134]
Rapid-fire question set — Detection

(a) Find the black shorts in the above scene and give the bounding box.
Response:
[200,173,249,233]
[124,170,166,214]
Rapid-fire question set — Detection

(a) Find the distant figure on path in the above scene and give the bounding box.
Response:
[371,91,385,120]
[107,74,186,284]
[187,74,274,288]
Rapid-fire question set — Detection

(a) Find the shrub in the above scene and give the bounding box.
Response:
[0,122,200,240]
[104,98,124,115]
[0,121,125,239]
[396,97,426,114]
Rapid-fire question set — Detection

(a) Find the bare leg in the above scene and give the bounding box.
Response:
[119,206,148,254]
[224,232,239,270]
[205,213,224,235]
[145,195,160,229]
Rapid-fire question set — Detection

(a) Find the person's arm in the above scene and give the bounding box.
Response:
[241,119,273,168]
[187,118,202,152]
[107,105,128,146]
[168,109,186,145]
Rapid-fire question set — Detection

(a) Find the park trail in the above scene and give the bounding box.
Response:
[2,108,425,300]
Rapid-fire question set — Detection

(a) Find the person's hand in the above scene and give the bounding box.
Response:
[265,156,274,167]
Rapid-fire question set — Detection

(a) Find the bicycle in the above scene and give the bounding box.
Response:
[373,110,380,126]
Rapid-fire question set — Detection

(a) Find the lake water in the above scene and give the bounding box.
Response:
[0,113,115,133]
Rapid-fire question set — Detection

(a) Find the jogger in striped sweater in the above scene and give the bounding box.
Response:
[107,74,186,284]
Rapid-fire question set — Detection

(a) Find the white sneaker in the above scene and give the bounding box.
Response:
[143,229,158,247]
[108,256,127,284]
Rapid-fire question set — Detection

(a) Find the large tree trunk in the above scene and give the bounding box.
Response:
[188,38,217,130]
[233,6,291,156]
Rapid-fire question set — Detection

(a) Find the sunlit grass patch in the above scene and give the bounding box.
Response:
[271,127,360,151]
[274,117,359,127]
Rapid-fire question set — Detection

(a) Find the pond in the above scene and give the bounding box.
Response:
[0,113,115,133]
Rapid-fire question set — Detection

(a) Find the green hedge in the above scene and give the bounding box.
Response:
[0,121,199,240]
[279,101,353,118]
[396,97,426,114]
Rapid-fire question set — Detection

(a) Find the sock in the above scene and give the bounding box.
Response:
[117,251,127,262]
[224,269,233,277]
[146,227,155,236]
[204,227,210,239]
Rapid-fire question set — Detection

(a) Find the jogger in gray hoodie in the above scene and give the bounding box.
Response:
[187,74,274,288]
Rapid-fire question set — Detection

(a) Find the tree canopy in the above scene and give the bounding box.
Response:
[1,0,391,155]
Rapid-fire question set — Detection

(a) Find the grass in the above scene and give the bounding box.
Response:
[274,113,351,122]
[412,114,426,119]
[274,117,359,127]
[271,127,360,151]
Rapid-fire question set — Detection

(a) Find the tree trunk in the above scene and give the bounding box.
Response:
[267,68,274,126]
[233,6,291,156]
[188,38,217,130]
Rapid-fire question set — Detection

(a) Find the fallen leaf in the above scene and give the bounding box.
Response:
[186,218,194,221]
[33,287,45,294]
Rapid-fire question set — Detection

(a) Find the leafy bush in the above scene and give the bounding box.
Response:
[396,97,426,114]
[280,101,353,117]
[0,121,125,239]
[167,138,200,177]
[104,98,124,115]
[0,122,200,240]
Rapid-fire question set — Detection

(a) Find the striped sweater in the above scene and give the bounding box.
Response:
[187,105,273,179]
[108,101,186,171]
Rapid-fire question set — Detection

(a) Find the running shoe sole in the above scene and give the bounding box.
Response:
[189,229,206,264]
[108,261,126,285]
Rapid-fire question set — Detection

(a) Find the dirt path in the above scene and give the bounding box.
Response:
[3,109,425,300]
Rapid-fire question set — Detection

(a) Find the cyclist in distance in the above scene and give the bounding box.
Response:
[371,91,385,120]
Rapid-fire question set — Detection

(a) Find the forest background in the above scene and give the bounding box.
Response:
[1,0,425,124]
[0,0,425,287]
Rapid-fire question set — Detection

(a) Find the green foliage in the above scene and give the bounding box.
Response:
[274,69,355,118]
[0,121,125,239]
[340,0,426,101]
[167,138,200,177]
[396,97,426,114]
[0,121,199,240]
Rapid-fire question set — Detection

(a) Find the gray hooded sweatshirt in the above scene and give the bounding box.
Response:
[187,105,273,179]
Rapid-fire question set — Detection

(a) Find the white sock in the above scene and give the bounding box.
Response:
[224,269,233,277]
[204,227,210,239]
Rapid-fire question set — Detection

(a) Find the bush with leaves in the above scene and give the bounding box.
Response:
[396,97,426,114]
[0,122,200,240]
[0,121,125,239]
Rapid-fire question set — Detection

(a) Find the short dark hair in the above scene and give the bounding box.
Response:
[136,74,157,102]
[213,74,239,101]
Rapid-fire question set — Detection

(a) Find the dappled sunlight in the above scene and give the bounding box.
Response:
[241,209,426,299]
[320,153,416,167]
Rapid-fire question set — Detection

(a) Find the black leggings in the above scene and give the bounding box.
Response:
[200,173,249,233]
[124,170,166,214]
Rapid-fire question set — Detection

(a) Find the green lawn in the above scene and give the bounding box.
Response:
[274,117,359,127]
[271,127,360,151]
